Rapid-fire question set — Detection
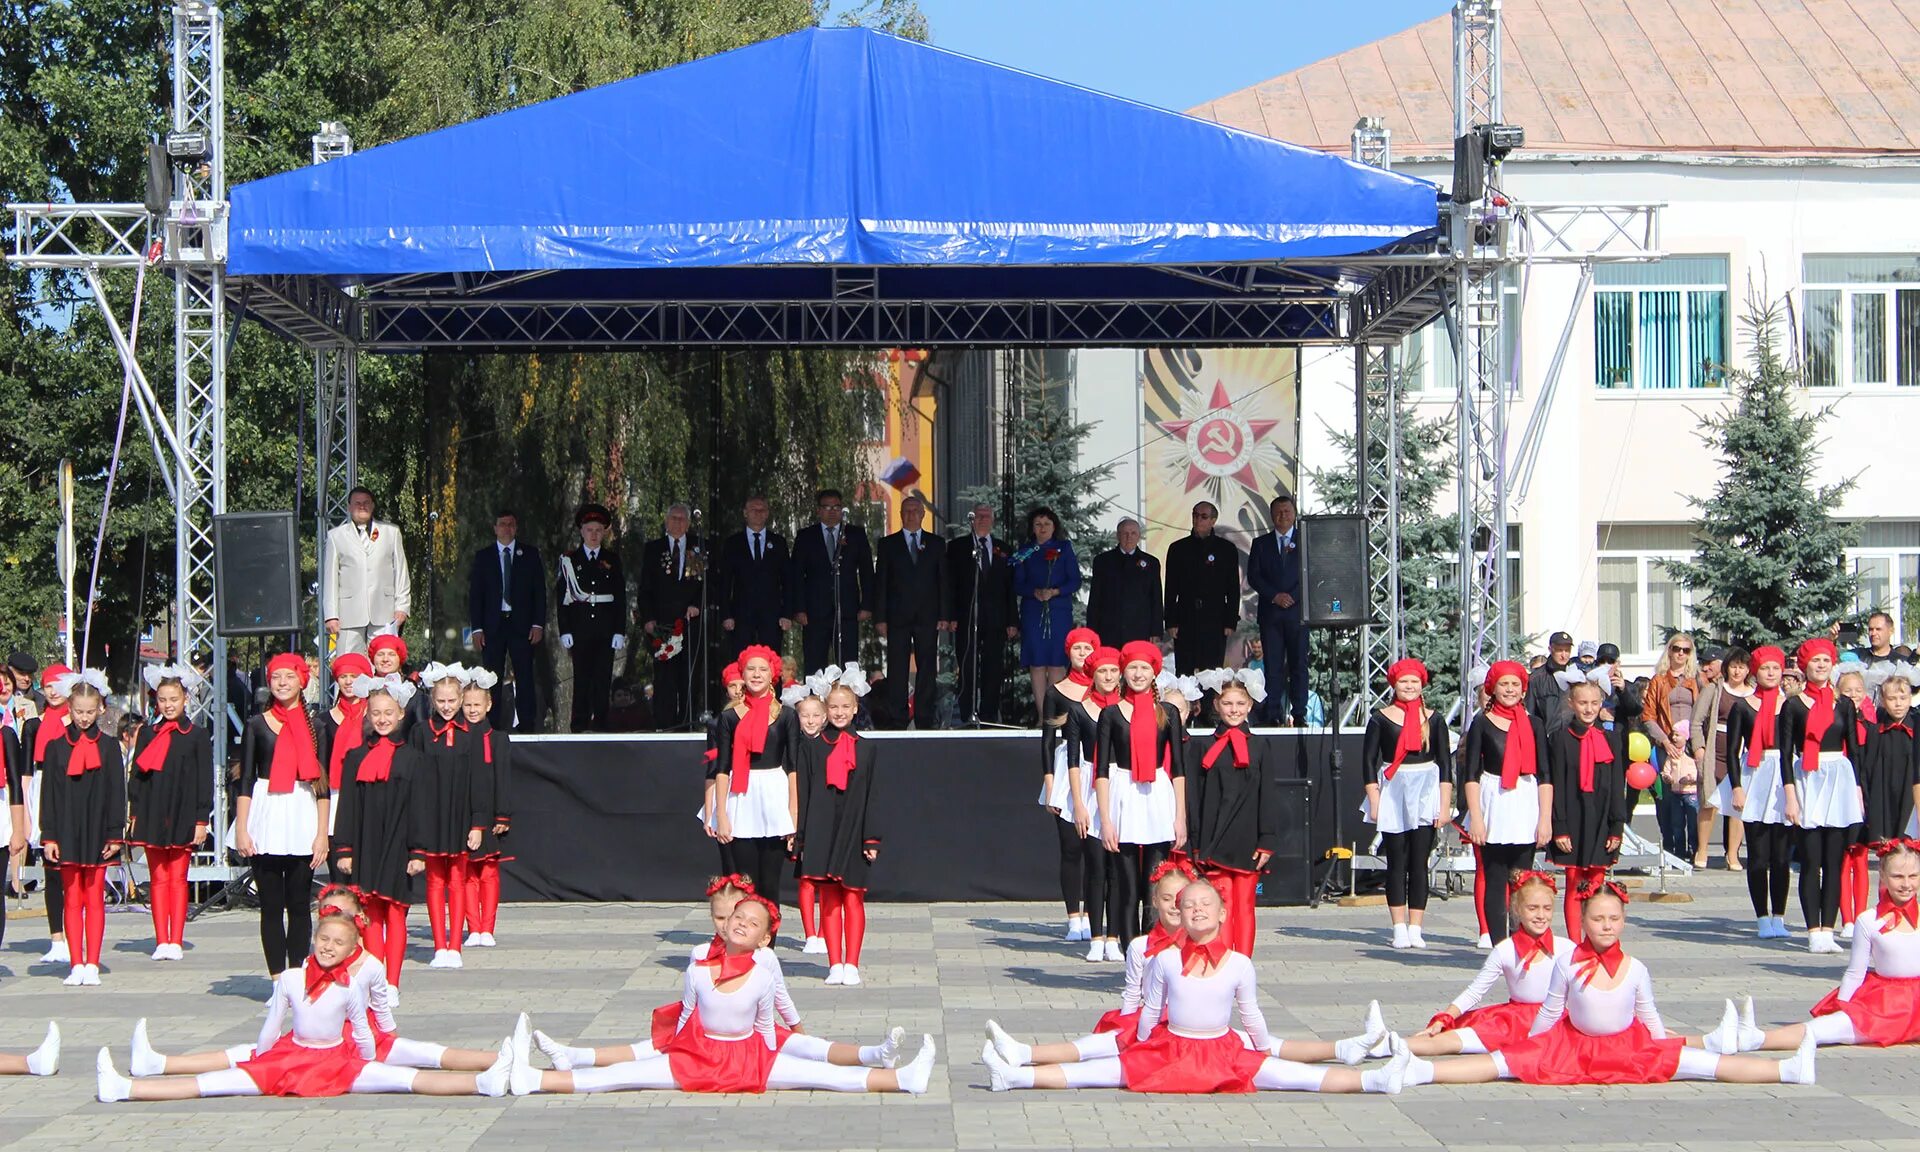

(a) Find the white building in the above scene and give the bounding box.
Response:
[1175,0,1920,670]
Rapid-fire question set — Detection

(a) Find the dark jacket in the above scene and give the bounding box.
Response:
[638,534,707,628]
[1184,723,1280,872]
[1164,533,1243,635]
[1087,547,1163,644]
[875,527,947,628]
[1245,528,1302,625]
[718,528,791,626]
[944,533,1015,629]
[791,522,875,623]
[555,545,628,640]
[468,541,548,639]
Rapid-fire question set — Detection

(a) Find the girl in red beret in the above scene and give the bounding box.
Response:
[1362,657,1453,949]
[1781,638,1864,954]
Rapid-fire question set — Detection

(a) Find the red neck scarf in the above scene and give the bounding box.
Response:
[1143,922,1185,958]
[699,937,758,983]
[428,715,466,748]
[1883,719,1914,739]
[1573,722,1613,793]
[135,719,186,773]
[1511,926,1555,968]
[825,729,858,789]
[1179,932,1229,973]
[1747,687,1781,766]
[304,949,359,1002]
[1385,699,1426,780]
[356,735,401,782]
[1879,895,1919,933]
[1202,724,1249,770]
[1801,682,1836,768]
[328,697,368,790]
[65,727,103,776]
[1571,939,1624,988]
[1490,702,1538,789]
[1088,684,1120,710]
[267,702,321,793]
[1125,691,1163,785]
[731,693,773,792]
[32,703,68,762]
[1066,665,1093,688]
[481,728,495,764]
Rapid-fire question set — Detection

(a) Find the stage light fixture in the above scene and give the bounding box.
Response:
[165,130,209,160]
[1479,123,1525,160]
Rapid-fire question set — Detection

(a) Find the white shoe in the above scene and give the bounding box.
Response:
[896,1035,936,1095]
[1085,938,1105,962]
[873,1025,906,1069]
[167,943,185,960]
[151,946,169,961]
[1811,930,1844,955]
[42,941,70,966]
[982,1040,1016,1091]
[1707,999,1740,1055]
[1063,918,1083,942]
[1363,1000,1391,1058]
[1735,996,1767,1053]
[1407,926,1427,950]
[464,932,484,949]
[478,932,497,947]
[96,1048,132,1103]
[803,936,828,955]
[1781,1029,1818,1085]
[1476,933,1493,950]
[1103,939,1123,962]
[428,949,449,968]
[1375,1037,1412,1094]
[533,1029,576,1071]
[825,964,847,986]
[1390,923,1410,950]
[446,950,465,969]
[984,1019,1029,1067]
[63,966,85,987]
[508,1026,542,1097]
[1839,922,1856,942]
[475,1039,512,1097]
[26,1023,60,1076]
[81,964,101,986]
[841,965,862,987]
[130,1019,166,1077]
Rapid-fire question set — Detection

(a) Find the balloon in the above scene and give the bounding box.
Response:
[1627,731,1652,763]
[1625,762,1657,791]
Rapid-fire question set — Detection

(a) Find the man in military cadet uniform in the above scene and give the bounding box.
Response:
[556,503,628,732]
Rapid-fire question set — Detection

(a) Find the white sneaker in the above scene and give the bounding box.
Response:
[982,1040,1016,1091]
[167,943,185,960]
[1063,918,1083,942]
[428,950,449,969]
[825,964,847,986]
[1476,933,1493,950]
[446,950,465,969]
[63,966,85,987]
[1390,922,1410,950]
[508,1023,542,1096]
[26,1023,60,1076]
[1085,939,1105,962]
[464,932,484,949]
[841,965,862,987]
[1374,1037,1412,1094]
[152,946,169,961]
[1706,999,1740,1055]
[474,1039,512,1097]
[478,932,497,947]
[1839,922,1856,942]
[42,941,70,966]
[803,936,828,955]
[1407,926,1428,950]
[96,1048,132,1103]
[130,1019,166,1077]
[896,1035,936,1095]
[984,1019,1029,1067]
[81,964,101,986]
[533,1029,576,1072]
[1103,939,1123,962]
[1363,1000,1391,1058]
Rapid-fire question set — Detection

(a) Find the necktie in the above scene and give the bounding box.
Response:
[752,532,761,561]
[909,532,919,560]
[500,547,511,604]
[828,527,839,554]
[673,538,682,579]
[977,537,988,570]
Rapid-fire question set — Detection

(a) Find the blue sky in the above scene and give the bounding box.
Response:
[910,1,1452,112]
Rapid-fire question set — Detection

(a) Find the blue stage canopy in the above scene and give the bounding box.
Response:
[228,27,1445,349]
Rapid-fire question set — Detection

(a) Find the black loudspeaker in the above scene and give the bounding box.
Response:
[214,511,301,636]
[144,142,171,215]
[1298,514,1369,628]
[1255,778,1312,906]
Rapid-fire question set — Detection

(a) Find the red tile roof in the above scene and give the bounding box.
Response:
[1190,0,1920,159]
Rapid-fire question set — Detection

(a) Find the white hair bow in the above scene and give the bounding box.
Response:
[142,663,205,695]
[1155,668,1179,696]
[780,682,814,707]
[351,673,416,708]
[464,667,499,691]
[1194,666,1267,703]
[1586,664,1613,688]
[52,668,111,697]
[420,661,465,686]
[1173,674,1203,703]
[805,669,837,700]
[835,662,872,698]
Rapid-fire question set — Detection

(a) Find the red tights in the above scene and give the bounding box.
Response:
[422,855,469,952]
[361,894,410,985]
[1205,866,1259,956]
[819,882,867,968]
[1470,844,1490,935]
[145,846,192,947]
[1841,843,1872,925]
[464,859,501,937]
[1562,865,1608,944]
[61,864,107,966]
[797,877,821,940]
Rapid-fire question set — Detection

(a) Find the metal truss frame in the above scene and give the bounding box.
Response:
[1350,117,1407,710]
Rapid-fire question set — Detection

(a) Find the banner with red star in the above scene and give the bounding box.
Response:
[1142,348,1299,558]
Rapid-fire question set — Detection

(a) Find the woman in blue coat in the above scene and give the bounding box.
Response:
[1013,507,1083,722]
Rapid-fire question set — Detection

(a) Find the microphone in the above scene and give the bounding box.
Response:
[691,506,703,523]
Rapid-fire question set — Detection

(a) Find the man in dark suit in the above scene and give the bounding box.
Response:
[639,503,706,730]
[718,495,791,652]
[1164,500,1243,677]
[1087,516,1163,646]
[555,503,627,732]
[467,509,547,731]
[1247,494,1308,725]
[944,502,1018,725]
[875,494,946,729]
[790,488,874,674]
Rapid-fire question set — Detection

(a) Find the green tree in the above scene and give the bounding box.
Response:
[1670,297,1857,647]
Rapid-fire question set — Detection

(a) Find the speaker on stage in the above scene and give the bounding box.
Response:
[1255,777,1313,906]
[213,511,301,636]
[1297,514,1369,628]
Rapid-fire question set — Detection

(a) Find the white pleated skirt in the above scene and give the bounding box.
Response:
[1038,742,1073,819]
[24,773,42,847]
[1107,765,1176,845]
[1738,751,1788,825]
[1476,773,1542,844]
[723,768,796,839]
[1369,763,1443,835]
[247,780,321,857]
[1792,752,1864,829]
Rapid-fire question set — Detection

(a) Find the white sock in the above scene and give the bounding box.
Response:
[896,1035,936,1095]
[861,1027,905,1069]
[475,1041,512,1096]
[96,1049,132,1103]
[1780,1032,1818,1085]
[130,1020,165,1077]
[985,1020,1031,1066]
[982,1043,1033,1091]
[534,1030,592,1071]
[26,1024,59,1076]
[1403,1053,1435,1087]
[1334,1035,1373,1066]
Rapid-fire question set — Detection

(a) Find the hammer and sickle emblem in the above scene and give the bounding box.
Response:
[1201,421,1240,458]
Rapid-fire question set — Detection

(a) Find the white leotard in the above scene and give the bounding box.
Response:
[348,956,399,1035]
[1526,953,1666,1039]
[1838,913,1920,1000]
[256,969,375,1057]
[1119,936,1151,1013]
[688,941,802,1028]
[673,962,779,1048]
[1136,949,1272,1048]
[1449,933,1567,1013]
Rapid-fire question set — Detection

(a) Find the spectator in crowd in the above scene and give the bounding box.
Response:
[1593,643,1623,723]
[945,503,1017,725]
[467,508,546,732]
[1525,631,1575,726]
[1011,506,1081,722]
[1573,640,1599,674]
[1086,518,1162,647]
[322,487,410,656]
[7,652,43,710]
[718,496,791,651]
[555,504,627,733]
[1694,646,1750,871]
[1247,494,1308,726]
[875,494,946,729]
[1165,500,1242,687]
[1856,611,1898,666]
[1644,633,1701,863]
[639,503,705,730]
[792,489,874,675]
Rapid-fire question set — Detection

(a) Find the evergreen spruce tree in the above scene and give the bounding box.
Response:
[1669,297,1856,646]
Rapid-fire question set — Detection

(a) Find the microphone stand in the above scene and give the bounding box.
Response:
[686,524,709,733]
[830,526,845,674]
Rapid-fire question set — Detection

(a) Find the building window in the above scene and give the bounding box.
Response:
[1802,255,1920,388]
[1596,523,1699,659]
[1396,271,1521,396]
[1847,521,1920,642]
[1593,256,1729,391]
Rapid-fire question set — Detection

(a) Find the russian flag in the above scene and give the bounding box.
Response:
[880,456,921,490]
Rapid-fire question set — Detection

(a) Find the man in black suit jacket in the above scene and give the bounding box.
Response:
[875,494,946,728]
[718,495,791,652]
[945,502,1018,725]
[639,503,706,730]
[1164,500,1243,676]
[1087,517,1163,647]
[1247,494,1307,725]
[468,509,547,731]
[790,488,874,674]
[555,503,627,732]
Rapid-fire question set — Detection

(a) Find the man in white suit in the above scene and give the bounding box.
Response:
[323,487,411,655]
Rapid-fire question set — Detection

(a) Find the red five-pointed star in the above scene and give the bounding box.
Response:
[1157,381,1281,492]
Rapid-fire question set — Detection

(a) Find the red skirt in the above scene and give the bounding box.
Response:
[659,1008,792,1093]
[650,1001,680,1050]
[1454,1000,1542,1051]
[240,1034,368,1097]
[1118,1027,1266,1094]
[1497,1019,1683,1085]
[1092,1008,1144,1051]
[339,1019,397,1061]
[1812,972,1920,1046]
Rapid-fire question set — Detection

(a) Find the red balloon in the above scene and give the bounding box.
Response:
[1624,762,1657,791]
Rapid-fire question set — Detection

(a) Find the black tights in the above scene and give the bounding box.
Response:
[252,854,313,975]
[1744,821,1793,917]
[1478,841,1536,939]
[1108,841,1170,948]
[1079,835,1109,939]
[1798,826,1847,930]
[42,859,63,936]
[1055,820,1084,916]
[734,837,788,928]
[1382,826,1436,910]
